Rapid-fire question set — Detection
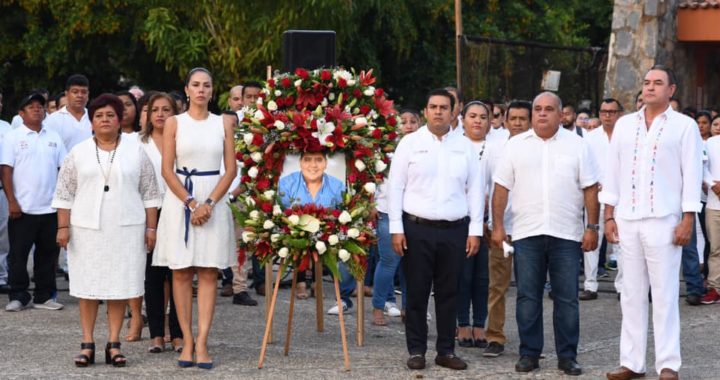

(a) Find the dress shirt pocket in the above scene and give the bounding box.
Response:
[553,154,576,179]
[448,150,468,179]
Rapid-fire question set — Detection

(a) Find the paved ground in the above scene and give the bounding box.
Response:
[1,272,719,379]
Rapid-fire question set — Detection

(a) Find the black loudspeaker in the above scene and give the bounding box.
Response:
[282,30,336,72]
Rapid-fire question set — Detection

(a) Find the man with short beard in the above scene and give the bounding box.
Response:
[561,104,585,137]
[603,66,702,380]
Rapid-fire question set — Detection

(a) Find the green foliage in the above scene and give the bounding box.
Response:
[0,0,612,117]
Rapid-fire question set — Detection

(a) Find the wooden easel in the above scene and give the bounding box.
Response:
[258,258,351,371]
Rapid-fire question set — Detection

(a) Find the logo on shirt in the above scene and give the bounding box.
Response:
[19,141,29,150]
[48,141,57,148]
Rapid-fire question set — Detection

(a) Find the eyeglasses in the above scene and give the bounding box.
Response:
[599,110,619,115]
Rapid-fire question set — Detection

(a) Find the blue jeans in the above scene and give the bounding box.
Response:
[337,262,355,307]
[682,217,705,296]
[457,239,489,327]
[364,244,378,287]
[514,235,580,359]
[372,213,400,309]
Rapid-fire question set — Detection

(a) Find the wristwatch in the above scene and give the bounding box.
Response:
[586,223,600,232]
[205,198,216,208]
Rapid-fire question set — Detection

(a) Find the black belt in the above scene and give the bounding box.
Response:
[403,212,469,228]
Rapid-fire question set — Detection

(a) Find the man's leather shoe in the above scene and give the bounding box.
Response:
[558,358,582,376]
[434,354,467,370]
[406,354,425,370]
[579,290,598,301]
[255,285,266,297]
[0,284,10,294]
[659,368,678,380]
[606,366,645,380]
[686,294,701,306]
[515,356,539,372]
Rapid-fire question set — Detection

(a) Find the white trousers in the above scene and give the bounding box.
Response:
[584,206,621,292]
[617,215,681,373]
[0,191,8,284]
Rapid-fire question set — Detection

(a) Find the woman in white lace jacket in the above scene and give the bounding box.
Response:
[52,94,161,368]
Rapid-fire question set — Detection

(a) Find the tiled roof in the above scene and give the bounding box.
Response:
[678,0,720,9]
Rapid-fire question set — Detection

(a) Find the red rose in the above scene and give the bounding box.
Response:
[387,131,398,140]
[320,70,332,81]
[241,175,251,183]
[280,78,292,88]
[387,116,397,126]
[371,129,382,139]
[268,79,275,88]
[353,89,362,99]
[284,209,293,216]
[252,133,264,146]
[235,152,243,160]
[348,174,357,183]
[257,178,270,190]
[359,105,371,115]
[332,209,341,217]
[285,96,295,106]
[374,88,384,97]
[338,78,347,88]
[275,97,284,108]
[260,202,273,213]
[295,68,309,80]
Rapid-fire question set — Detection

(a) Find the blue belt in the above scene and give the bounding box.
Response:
[176,167,220,246]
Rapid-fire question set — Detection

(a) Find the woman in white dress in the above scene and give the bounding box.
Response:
[53,94,161,367]
[153,67,237,369]
[140,92,183,353]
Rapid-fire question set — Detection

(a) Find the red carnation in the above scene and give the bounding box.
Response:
[284,209,293,216]
[252,133,264,146]
[332,209,341,217]
[348,174,357,183]
[257,178,270,190]
[372,129,382,139]
[359,105,371,115]
[338,78,347,88]
[320,70,332,81]
[353,89,362,99]
[295,68,309,80]
[260,202,273,213]
[387,116,397,126]
[280,78,292,88]
[374,88,384,97]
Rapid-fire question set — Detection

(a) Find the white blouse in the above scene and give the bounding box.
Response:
[52,136,161,229]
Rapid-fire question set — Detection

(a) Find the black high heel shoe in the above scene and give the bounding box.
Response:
[105,342,127,367]
[74,342,95,367]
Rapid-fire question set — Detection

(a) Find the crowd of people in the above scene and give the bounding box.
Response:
[0,64,718,380]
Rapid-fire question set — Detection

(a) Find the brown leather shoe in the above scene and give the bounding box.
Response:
[659,368,678,380]
[406,354,425,370]
[579,290,598,301]
[220,283,233,297]
[606,366,645,380]
[434,354,467,370]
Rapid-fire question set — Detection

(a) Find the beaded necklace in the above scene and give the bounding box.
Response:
[94,136,120,192]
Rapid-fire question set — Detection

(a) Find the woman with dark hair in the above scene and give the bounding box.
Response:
[169,91,188,114]
[116,91,140,134]
[455,100,492,348]
[153,68,237,369]
[52,93,161,367]
[698,110,713,141]
[140,92,183,353]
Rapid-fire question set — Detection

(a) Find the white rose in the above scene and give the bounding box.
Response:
[288,214,300,225]
[338,210,352,224]
[274,90,282,96]
[248,166,259,178]
[263,190,275,199]
[355,117,368,127]
[347,79,356,86]
[328,93,336,101]
[278,247,289,258]
[354,159,366,172]
[271,234,280,243]
[273,120,285,130]
[321,98,328,107]
[328,234,339,246]
[243,133,254,145]
[347,228,360,239]
[253,109,265,121]
[250,152,263,163]
[363,87,375,97]
[315,241,327,255]
[338,249,351,262]
[267,100,278,111]
[375,160,387,173]
[363,182,376,193]
[241,231,256,243]
[273,205,282,216]
[294,79,303,87]
[263,220,275,230]
[249,210,259,220]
